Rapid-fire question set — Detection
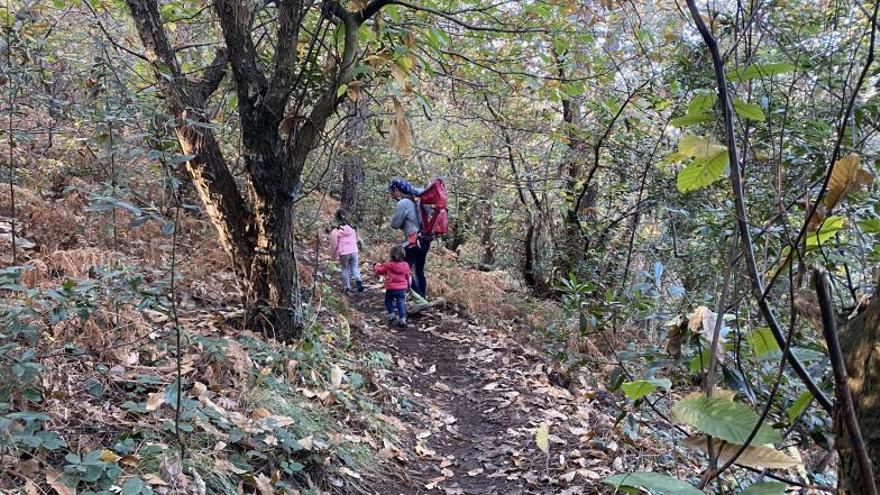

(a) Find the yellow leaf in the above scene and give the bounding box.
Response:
[46,470,75,495]
[99,449,121,462]
[535,422,550,454]
[825,153,874,212]
[678,135,726,158]
[683,435,800,469]
[396,54,414,72]
[120,455,140,467]
[145,391,165,412]
[388,98,413,156]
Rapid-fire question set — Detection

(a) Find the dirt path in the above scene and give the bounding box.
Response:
[349,282,620,494]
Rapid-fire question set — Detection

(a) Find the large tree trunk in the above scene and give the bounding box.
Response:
[340,100,368,223]
[837,286,880,493]
[126,0,381,340]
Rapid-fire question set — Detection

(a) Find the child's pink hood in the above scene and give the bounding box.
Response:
[330,225,358,256]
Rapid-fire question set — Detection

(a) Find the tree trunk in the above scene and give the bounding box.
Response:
[837,287,880,493]
[126,0,381,340]
[340,100,367,223]
[250,189,301,339]
[480,204,495,269]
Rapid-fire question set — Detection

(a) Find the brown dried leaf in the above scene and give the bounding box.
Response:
[388,98,412,155]
[683,434,800,469]
[688,305,725,362]
[825,153,874,213]
[346,0,368,11]
[46,470,75,495]
[23,479,40,495]
[145,391,165,412]
[249,473,275,495]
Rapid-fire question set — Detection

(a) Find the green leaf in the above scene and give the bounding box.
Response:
[733,99,766,121]
[739,482,786,495]
[336,84,348,98]
[677,150,729,192]
[604,472,703,495]
[787,391,813,423]
[689,348,712,373]
[729,63,796,82]
[858,218,880,233]
[806,215,846,249]
[672,393,781,445]
[671,113,715,127]
[688,93,717,113]
[746,327,779,358]
[620,378,671,400]
[121,477,145,495]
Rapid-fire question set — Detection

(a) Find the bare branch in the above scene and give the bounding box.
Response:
[685,0,833,413]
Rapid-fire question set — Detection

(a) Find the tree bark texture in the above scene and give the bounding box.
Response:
[837,286,880,493]
[340,100,368,223]
[126,0,387,339]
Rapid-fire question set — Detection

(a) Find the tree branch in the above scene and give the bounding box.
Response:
[214,0,268,113]
[383,0,547,33]
[124,0,182,75]
[815,267,878,495]
[685,0,833,413]
[264,0,307,114]
[197,48,229,102]
[291,12,359,167]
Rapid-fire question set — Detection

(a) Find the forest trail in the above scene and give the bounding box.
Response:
[346,281,620,494]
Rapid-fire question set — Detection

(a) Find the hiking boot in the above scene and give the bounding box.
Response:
[356,280,364,292]
[397,318,408,328]
[386,313,397,324]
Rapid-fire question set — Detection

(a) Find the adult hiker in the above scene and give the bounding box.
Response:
[388,178,431,298]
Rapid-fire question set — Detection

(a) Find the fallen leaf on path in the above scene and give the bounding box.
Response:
[415,441,437,457]
[46,470,74,495]
[467,468,484,476]
[23,480,39,495]
[145,391,165,411]
[298,435,314,450]
[535,422,549,454]
[331,365,344,387]
[144,473,169,486]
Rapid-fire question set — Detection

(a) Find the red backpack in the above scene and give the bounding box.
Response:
[417,179,448,237]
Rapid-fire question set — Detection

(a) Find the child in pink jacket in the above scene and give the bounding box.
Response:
[329,209,363,294]
[374,244,410,327]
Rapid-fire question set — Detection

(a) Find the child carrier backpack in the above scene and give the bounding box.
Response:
[416,179,448,238]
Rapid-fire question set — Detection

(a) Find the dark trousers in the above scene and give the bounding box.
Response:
[405,239,431,297]
[384,289,407,319]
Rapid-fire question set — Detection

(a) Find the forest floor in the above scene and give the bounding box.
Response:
[0,185,686,494]
[345,280,627,494]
